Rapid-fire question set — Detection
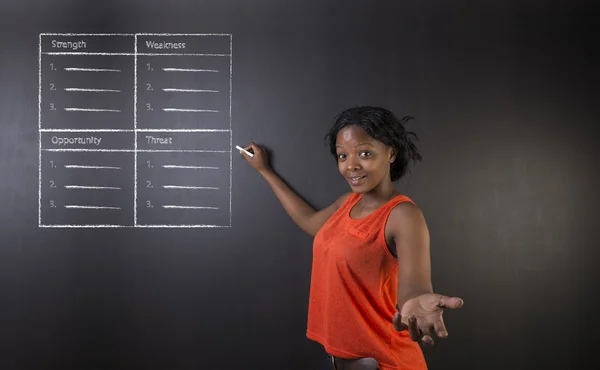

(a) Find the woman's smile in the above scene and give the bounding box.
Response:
[347,174,367,186]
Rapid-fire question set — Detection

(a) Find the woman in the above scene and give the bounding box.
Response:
[240,106,463,370]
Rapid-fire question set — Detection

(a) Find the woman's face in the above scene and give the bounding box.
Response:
[335,125,395,193]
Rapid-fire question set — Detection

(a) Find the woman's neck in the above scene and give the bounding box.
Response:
[359,179,398,207]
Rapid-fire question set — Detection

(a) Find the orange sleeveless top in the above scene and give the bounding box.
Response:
[306,193,428,370]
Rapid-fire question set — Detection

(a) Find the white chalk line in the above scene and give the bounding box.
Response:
[163,108,219,112]
[41,33,134,36]
[162,68,219,72]
[137,129,229,132]
[162,205,219,209]
[134,33,138,225]
[162,88,218,93]
[41,224,128,228]
[229,34,233,225]
[162,185,219,190]
[64,205,121,210]
[40,129,230,132]
[137,32,231,36]
[42,129,133,132]
[40,33,231,36]
[64,108,121,112]
[43,149,230,153]
[38,33,42,225]
[65,88,121,92]
[65,185,121,190]
[162,165,219,169]
[39,224,231,228]
[64,68,121,72]
[64,165,121,169]
[134,224,231,228]
[44,53,231,56]
[137,150,228,153]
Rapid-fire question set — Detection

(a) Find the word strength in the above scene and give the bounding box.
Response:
[38,33,233,228]
[51,39,87,50]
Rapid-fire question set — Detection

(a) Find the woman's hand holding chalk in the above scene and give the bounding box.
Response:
[238,142,270,173]
[236,145,254,157]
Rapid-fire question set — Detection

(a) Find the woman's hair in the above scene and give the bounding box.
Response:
[325,106,422,182]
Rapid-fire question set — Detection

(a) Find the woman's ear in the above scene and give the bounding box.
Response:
[389,147,397,163]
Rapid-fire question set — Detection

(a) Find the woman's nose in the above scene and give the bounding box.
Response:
[346,159,361,171]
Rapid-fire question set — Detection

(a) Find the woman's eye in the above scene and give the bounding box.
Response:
[360,151,371,157]
[338,153,346,160]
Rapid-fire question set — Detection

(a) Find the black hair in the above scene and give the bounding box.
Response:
[325,106,422,182]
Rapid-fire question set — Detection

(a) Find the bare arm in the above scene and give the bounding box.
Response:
[389,202,464,345]
[241,143,350,236]
[390,202,433,307]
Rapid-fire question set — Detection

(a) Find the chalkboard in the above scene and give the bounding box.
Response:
[0,1,597,370]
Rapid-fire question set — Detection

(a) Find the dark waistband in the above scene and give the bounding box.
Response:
[326,354,379,370]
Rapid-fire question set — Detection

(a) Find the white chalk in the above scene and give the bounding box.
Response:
[236,145,254,157]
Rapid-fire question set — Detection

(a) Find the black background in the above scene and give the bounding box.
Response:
[0,0,597,369]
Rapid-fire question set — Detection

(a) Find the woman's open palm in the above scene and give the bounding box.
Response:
[393,293,464,345]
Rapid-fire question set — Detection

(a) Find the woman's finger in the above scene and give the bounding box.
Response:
[245,142,258,153]
[393,312,407,331]
[245,143,261,158]
[438,295,464,309]
[433,318,449,339]
[408,316,420,342]
[422,334,434,346]
[422,324,436,345]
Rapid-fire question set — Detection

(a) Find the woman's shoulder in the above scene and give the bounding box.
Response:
[387,197,425,228]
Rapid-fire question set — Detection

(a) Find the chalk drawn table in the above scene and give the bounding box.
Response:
[38,33,232,228]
